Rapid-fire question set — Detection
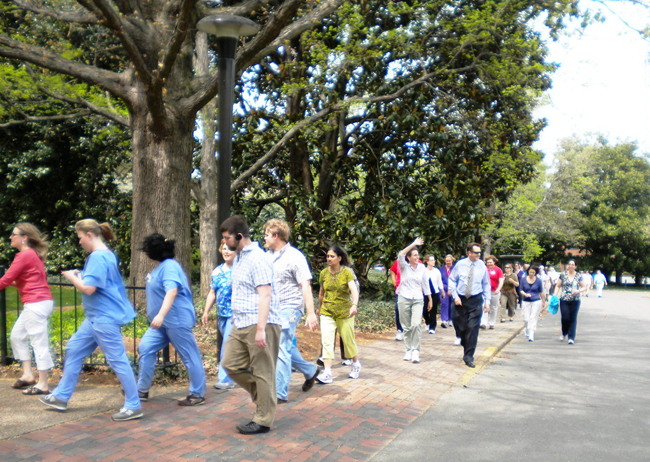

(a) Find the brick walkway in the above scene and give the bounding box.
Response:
[0,321,521,462]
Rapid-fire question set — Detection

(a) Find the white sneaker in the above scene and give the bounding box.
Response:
[341,359,352,366]
[528,332,534,342]
[559,335,566,342]
[424,324,429,331]
[316,369,333,384]
[403,350,412,361]
[395,331,404,341]
[348,361,361,379]
[111,407,143,422]
[429,329,435,335]
[454,337,461,346]
[568,339,575,345]
[411,350,420,363]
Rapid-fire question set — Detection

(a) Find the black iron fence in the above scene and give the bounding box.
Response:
[0,267,177,370]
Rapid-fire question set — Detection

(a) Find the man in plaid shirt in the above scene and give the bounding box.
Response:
[264,219,320,404]
[220,216,281,435]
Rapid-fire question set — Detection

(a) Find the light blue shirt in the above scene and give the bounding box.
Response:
[145,259,195,328]
[81,249,135,325]
[448,257,491,306]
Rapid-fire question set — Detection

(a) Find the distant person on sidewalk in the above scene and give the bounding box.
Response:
[201,240,236,390]
[593,270,607,297]
[396,238,432,364]
[316,245,362,383]
[480,256,504,330]
[220,216,281,435]
[448,243,490,368]
[389,259,404,341]
[136,234,206,407]
[424,255,445,335]
[40,219,141,421]
[554,261,586,344]
[441,255,462,345]
[1,223,54,395]
[520,266,545,342]
[263,219,320,403]
[500,263,519,323]
[581,271,593,297]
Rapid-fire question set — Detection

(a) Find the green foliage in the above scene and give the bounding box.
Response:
[356,299,395,333]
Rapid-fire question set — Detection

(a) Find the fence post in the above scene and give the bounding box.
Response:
[0,266,11,365]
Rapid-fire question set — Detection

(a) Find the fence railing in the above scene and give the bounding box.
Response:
[0,267,177,370]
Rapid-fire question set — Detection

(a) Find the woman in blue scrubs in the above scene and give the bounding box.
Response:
[40,219,142,422]
[136,233,206,406]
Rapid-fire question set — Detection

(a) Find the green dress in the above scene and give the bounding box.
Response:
[319,267,354,319]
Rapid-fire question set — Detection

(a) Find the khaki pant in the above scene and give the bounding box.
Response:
[320,315,358,360]
[500,291,517,319]
[222,323,281,427]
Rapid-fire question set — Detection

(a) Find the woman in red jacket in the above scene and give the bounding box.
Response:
[0,224,54,395]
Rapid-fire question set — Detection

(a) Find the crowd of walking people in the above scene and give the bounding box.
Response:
[1,218,607,432]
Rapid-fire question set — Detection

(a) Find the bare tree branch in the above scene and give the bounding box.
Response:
[0,111,92,129]
[184,0,305,114]
[37,85,129,126]
[244,0,344,66]
[201,0,267,17]
[151,0,197,96]
[0,34,127,100]
[12,0,100,24]
[231,71,442,191]
[89,0,153,86]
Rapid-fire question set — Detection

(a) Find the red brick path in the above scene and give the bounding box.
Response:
[0,322,521,462]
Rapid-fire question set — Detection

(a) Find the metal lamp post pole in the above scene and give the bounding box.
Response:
[197,15,259,252]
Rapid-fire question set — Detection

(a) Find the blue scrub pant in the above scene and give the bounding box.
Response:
[137,326,206,397]
[217,316,234,384]
[53,319,140,410]
[276,308,317,400]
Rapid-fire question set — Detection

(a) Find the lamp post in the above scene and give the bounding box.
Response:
[197,15,259,240]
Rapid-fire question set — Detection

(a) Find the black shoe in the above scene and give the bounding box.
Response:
[178,394,205,406]
[236,421,270,435]
[465,359,476,368]
[277,398,288,404]
[121,389,149,402]
[302,367,321,392]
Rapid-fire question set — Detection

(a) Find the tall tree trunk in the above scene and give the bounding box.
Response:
[130,108,194,290]
[195,32,219,297]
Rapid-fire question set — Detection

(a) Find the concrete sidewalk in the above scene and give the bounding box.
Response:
[0,318,522,462]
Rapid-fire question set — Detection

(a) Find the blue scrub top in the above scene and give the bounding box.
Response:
[210,264,232,319]
[81,249,135,325]
[145,258,195,328]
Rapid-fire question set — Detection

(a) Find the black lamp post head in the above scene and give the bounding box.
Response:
[197,14,259,38]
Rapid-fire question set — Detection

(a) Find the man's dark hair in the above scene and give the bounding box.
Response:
[220,216,249,239]
[466,242,481,253]
[141,233,175,261]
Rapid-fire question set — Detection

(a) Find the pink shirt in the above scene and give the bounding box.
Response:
[0,248,52,303]
[488,266,504,292]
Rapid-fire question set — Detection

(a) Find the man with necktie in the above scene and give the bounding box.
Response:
[448,242,491,368]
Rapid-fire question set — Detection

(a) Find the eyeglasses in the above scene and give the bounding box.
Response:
[470,250,481,255]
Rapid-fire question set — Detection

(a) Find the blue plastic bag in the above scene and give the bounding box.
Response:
[547,295,559,315]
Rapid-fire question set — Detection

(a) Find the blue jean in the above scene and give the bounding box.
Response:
[217,316,233,384]
[137,326,206,397]
[54,319,140,410]
[560,299,581,341]
[276,308,317,400]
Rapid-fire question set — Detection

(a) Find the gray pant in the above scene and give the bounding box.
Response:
[397,295,424,352]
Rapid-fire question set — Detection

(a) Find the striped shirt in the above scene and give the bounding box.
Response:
[267,243,312,312]
[231,242,281,329]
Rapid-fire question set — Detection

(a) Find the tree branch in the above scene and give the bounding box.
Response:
[36,85,129,127]
[151,0,197,96]
[0,34,127,100]
[231,71,441,191]
[89,0,152,86]
[201,0,267,17]
[12,0,99,24]
[243,0,344,67]
[0,111,92,129]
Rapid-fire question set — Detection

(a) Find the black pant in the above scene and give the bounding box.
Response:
[423,294,440,330]
[454,294,483,362]
[560,299,581,341]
